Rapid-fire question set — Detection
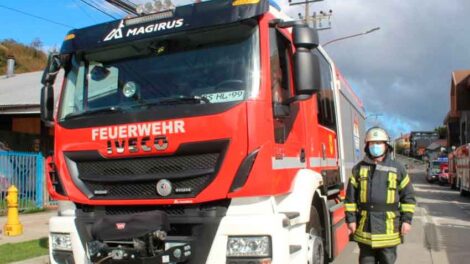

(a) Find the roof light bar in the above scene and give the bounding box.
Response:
[125,10,174,26]
[136,0,176,15]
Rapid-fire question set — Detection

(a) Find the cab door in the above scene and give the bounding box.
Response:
[314,50,338,172]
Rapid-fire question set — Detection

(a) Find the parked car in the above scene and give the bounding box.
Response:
[438,168,449,185]
[427,159,447,183]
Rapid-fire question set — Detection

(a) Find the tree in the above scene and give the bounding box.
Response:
[434,126,447,139]
[30,38,43,50]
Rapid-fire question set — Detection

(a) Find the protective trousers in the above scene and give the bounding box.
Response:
[358,243,397,264]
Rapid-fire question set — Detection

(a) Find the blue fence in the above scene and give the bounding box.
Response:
[0,151,44,214]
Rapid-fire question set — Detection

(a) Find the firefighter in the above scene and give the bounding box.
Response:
[345,127,416,264]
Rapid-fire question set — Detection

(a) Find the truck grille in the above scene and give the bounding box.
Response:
[64,140,228,200]
[76,154,219,178]
[83,173,211,199]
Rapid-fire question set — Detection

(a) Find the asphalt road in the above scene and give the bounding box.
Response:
[333,156,470,264]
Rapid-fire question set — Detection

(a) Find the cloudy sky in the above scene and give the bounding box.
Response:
[280,0,470,137]
[1,0,468,138]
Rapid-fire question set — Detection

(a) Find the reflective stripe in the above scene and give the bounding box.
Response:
[355,230,400,240]
[371,238,402,248]
[386,211,396,235]
[400,203,416,213]
[376,164,398,173]
[272,157,306,170]
[399,175,411,190]
[309,157,337,167]
[387,172,397,204]
[345,203,357,212]
[353,232,401,248]
[389,172,397,189]
[349,176,358,188]
[357,210,367,233]
[359,166,368,203]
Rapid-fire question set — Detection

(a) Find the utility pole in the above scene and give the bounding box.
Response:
[288,0,331,30]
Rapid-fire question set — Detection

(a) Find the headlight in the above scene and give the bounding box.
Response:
[51,233,72,251]
[227,236,271,257]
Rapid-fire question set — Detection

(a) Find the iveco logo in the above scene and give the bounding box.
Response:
[107,135,169,154]
[156,179,172,197]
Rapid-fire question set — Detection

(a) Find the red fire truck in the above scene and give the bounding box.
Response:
[448,150,458,189]
[40,1,366,263]
[455,144,470,196]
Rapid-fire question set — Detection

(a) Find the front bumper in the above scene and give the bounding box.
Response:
[49,211,298,264]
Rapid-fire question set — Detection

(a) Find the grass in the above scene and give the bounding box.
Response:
[0,199,44,216]
[0,238,48,263]
[0,39,47,74]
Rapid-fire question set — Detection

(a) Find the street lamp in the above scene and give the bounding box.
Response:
[322,27,380,47]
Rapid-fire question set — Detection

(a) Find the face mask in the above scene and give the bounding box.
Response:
[369,144,386,157]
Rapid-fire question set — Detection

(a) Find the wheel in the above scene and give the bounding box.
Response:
[451,179,457,190]
[306,206,326,264]
[460,185,468,197]
[426,175,433,183]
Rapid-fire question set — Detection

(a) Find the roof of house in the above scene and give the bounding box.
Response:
[444,70,470,124]
[426,139,448,150]
[452,70,470,86]
[0,71,63,114]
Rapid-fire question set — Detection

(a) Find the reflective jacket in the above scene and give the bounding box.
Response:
[344,153,416,248]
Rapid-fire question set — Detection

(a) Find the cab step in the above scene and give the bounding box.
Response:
[282,212,300,227]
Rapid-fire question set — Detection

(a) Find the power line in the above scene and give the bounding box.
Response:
[74,0,98,23]
[79,0,117,19]
[0,4,73,29]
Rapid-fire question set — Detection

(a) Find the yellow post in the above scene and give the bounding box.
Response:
[3,185,23,236]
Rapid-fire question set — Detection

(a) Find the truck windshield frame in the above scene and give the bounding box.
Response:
[58,23,260,121]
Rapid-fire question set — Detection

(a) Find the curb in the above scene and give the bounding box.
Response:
[420,207,449,264]
[10,255,49,264]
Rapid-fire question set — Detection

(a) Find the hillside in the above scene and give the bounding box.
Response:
[0,39,47,75]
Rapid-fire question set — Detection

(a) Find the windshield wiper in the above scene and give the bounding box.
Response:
[136,96,210,108]
[64,106,122,120]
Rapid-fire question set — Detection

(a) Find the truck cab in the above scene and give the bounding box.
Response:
[41,1,365,263]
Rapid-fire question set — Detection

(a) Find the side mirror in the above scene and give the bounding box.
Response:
[292,23,321,96]
[41,52,61,85]
[90,65,110,81]
[293,49,321,95]
[292,23,319,49]
[40,85,54,126]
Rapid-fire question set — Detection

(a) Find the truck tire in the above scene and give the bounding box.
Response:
[451,180,457,190]
[460,185,468,197]
[306,206,326,264]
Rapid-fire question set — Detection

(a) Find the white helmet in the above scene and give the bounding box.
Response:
[365,127,390,143]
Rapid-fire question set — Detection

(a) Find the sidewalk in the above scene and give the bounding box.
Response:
[0,210,56,264]
[333,204,436,263]
[0,210,56,245]
[396,206,435,263]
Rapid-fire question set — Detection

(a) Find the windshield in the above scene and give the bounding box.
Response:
[59,23,259,120]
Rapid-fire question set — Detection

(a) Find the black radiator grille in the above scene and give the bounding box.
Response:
[77,153,219,179]
[83,174,211,199]
[64,140,228,200]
